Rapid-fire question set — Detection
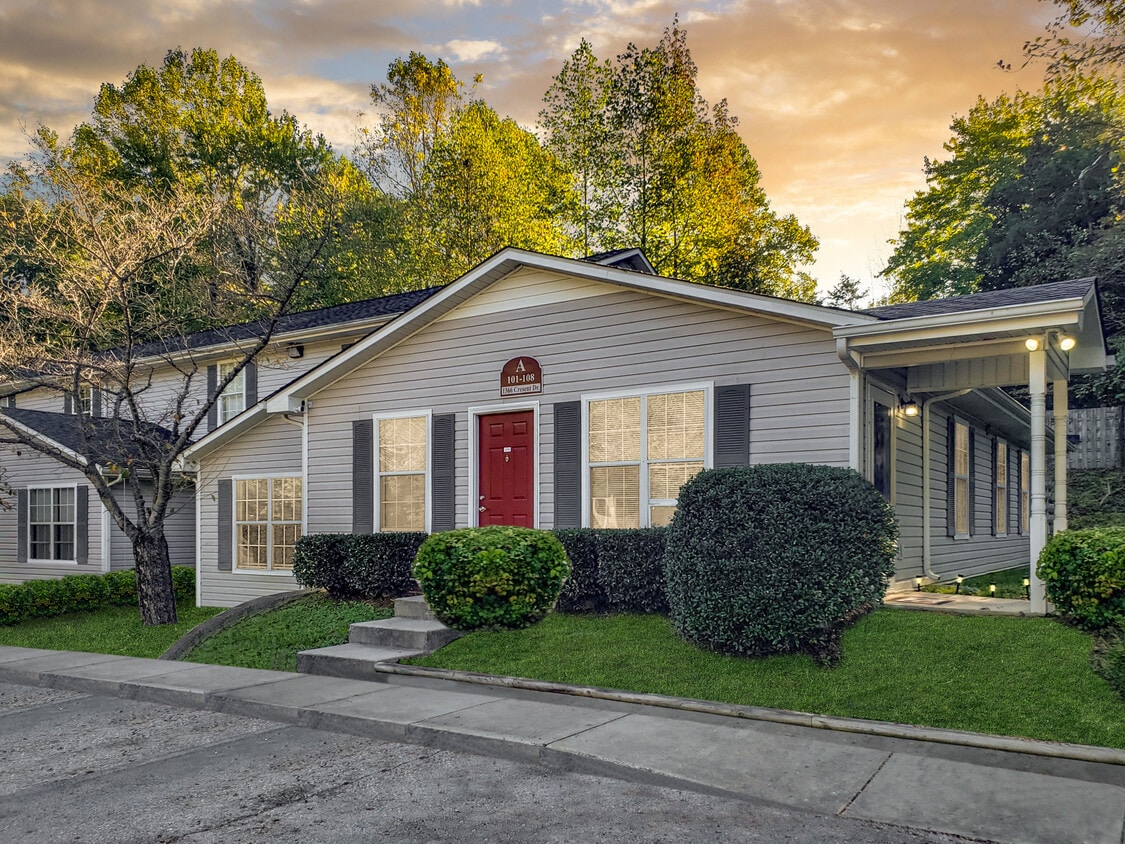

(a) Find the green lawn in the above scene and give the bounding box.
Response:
[923,566,1029,599]
[408,609,1125,748]
[0,601,222,659]
[184,593,392,671]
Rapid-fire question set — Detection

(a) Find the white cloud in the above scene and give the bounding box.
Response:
[443,39,506,62]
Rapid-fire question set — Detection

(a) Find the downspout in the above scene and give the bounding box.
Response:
[920,390,971,582]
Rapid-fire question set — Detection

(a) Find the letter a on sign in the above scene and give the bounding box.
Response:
[500,356,542,397]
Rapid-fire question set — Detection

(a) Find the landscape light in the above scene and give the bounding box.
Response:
[914,576,923,592]
[1023,577,1031,598]
[955,575,964,595]
[989,584,997,596]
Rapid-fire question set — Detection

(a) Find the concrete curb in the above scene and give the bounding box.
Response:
[368,661,1125,767]
[159,590,311,660]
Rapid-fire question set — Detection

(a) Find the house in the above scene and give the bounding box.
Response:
[176,248,1113,613]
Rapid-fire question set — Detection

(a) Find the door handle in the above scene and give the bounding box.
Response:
[478,506,487,512]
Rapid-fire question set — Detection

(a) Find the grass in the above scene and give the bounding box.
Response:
[0,600,222,659]
[923,566,1029,599]
[184,593,392,671]
[408,608,1125,749]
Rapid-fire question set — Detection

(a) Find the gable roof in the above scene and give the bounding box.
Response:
[0,407,180,466]
[581,248,658,275]
[184,247,872,460]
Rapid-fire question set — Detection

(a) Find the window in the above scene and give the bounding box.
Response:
[872,401,892,500]
[235,477,302,571]
[376,414,428,532]
[218,361,246,424]
[78,385,97,416]
[28,487,76,561]
[994,439,1008,536]
[587,387,707,528]
[1020,450,1030,534]
[952,418,970,537]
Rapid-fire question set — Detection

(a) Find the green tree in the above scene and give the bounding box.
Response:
[826,274,869,309]
[540,20,818,299]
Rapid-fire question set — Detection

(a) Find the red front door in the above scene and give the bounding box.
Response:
[478,411,535,527]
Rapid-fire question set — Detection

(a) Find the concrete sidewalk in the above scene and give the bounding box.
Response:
[1,646,1122,844]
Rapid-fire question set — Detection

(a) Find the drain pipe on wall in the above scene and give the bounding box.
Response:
[920,390,971,582]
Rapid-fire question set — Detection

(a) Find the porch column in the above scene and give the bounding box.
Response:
[1029,349,1048,614]
[1053,379,1068,534]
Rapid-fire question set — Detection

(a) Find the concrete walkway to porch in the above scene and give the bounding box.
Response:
[884,592,1035,616]
[1,644,1122,844]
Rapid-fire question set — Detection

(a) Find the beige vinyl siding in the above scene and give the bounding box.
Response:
[0,445,104,582]
[892,408,925,581]
[198,414,304,607]
[9,386,63,413]
[305,282,851,534]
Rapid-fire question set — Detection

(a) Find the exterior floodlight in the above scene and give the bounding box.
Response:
[1059,336,1077,351]
[1025,338,1041,351]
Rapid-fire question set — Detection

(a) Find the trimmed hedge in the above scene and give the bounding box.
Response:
[292,533,426,600]
[596,528,668,614]
[0,566,195,627]
[553,529,605,613]
[664,464,898,665]
[1037,527,1125,631]
[1093,630,1125,700]
[413,526,570,631]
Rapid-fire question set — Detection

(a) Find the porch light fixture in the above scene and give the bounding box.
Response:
[1025,338,1042,351]
[955,575,964,594]
[901,400,920,417]
[1058,335,1077,351]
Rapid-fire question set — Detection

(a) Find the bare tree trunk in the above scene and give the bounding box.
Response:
[133,530,178,626]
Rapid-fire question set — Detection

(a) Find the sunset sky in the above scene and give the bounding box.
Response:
[0,0,1060,299]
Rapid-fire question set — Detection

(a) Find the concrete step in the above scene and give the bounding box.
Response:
[349,617,463,651]
[394,595,435,620]
[296,643,425,680]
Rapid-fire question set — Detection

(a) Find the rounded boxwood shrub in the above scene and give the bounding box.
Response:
[292,534,355,599]
[553,529,606,613]
[413,526,571,631]
[664,464,898,664]
[1037,527,1125,631]
[597,528,668,614]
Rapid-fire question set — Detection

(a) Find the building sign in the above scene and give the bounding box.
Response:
[500,357,542,396]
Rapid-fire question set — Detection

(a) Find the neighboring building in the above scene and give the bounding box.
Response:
[182,249,1113,612]
[1,248,1114,614]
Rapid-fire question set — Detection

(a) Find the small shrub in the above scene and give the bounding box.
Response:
[597,528,668,613]
[347,533,427,598]
[0,566,193,626]
[171,566,195,600]
[59,574,109,613]
[0,585,30,626]
[102,570,138,605]
[1037,527,1125,631]
[292,534,355,599]
[664,464,898,665]
[1093,629,1125,700]
[413,526,571,631]
[553,529,605,613]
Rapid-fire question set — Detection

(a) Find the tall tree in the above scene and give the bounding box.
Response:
[0,131,351,625]
[826,274,869,309]
[540,20,818,299]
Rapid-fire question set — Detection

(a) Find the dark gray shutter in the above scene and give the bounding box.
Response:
[217,479,233,571]
[92,390,102,418]
[352,420,374,534]
[244,360,258,408]
[63,393,73,415]
[1017,450,1024,535]
[968,427,977,536]
[431,414,456,532]
[553,401,582,529]
[946,415,957,537]
[714,384,751,468]
[16,489,27,563]
[991,437,999,536]
[75,486,89,565]
[206,365,218,430]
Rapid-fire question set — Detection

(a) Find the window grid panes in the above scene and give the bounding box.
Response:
[218,362,246,425]
[588,390,706,529]
[953,420,970,536]
[995,440,1008,536]
[377,416,427,532]
[235,477,301,571]
[28,487,76,561]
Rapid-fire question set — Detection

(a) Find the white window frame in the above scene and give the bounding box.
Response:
[78,384,94,416]
[951,417,971,539]
[468,401,541,529]
[27,484,79,564]
[230,473,304,574]
[373,410,433,533]
[994,438,1009,537]
[581,382,713,529]
[217,361,247,425]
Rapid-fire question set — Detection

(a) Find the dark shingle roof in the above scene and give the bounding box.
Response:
[862,278,1096,321]
[131,286,445,358]
[0,408,180,465]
